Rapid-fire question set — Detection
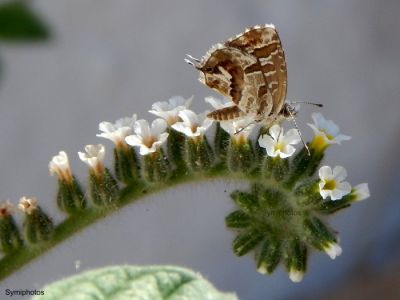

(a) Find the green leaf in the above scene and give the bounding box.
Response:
[0,0,50,41]
[34,265,238,300]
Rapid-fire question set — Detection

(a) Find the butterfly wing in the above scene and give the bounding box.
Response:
[225,24,287,118]
[198,45,271,119]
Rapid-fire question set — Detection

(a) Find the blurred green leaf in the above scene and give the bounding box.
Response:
[0,0,50,41]
[34,265,238,300]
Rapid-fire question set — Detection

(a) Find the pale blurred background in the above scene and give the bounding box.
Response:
[0,0,399,299]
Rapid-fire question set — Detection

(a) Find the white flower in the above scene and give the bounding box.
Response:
[125,119,169,156]
[78,144,106,174]
[220,116,256,143]
[97,114,136,146]
[289,268,304,283]
[149,96,193,126]
[323,242,343,259]
[308,113,351,148]
[258,124,301,158]
[49,151,72,182]
[171,109,213,138]
[18,197,38,215]
[319,166,352,200]
[204,96,231,109]
[0,200,14,217]
[351,183,370,201]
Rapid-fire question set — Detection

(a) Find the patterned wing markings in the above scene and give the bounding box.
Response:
[225,25,287,118]
[197,46,258,109]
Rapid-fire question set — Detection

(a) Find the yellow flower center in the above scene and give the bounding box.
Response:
[274,142,285,152]
[321,129,334,140]
[310,135,328,152]
[323,179,337,190]
[142,136,156,148]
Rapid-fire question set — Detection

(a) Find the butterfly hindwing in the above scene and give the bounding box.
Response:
[225,25,287,118]
[194,24,287,123]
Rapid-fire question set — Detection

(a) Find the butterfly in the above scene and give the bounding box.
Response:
[186,24,293,124]
[185,24,321,151]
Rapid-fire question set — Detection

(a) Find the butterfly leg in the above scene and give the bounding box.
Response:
[207,105,245,121]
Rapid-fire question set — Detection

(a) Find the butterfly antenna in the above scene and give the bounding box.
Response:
[287,106,310,156]
[184,58,195,66]
[234,121,256,135]
[186,54,201,62]
[288,100,323,108]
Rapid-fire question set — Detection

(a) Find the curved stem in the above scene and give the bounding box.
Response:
[0,165,251,281]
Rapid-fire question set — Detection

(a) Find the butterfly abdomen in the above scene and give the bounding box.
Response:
[207,105,244,121]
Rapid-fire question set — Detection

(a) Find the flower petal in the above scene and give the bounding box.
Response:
[269,124,282,141]
[280,144,296,158]
[151,118,167,136]
[125,135,143,147]
[352,183,370,201]
[178,109,198,126]
[134,119,151,137]
[319,166,333,180]
[282,128,301,145]
[332,166,347,182]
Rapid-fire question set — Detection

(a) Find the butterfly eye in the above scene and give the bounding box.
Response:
[205,67,213,73]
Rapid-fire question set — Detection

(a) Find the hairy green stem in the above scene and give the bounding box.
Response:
[0,164,253,281]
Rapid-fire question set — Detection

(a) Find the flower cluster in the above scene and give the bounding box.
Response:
[0,196,54,252]
[0,95,370,284]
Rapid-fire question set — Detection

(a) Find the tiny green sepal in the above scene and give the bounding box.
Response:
[184,136,214,172]
[230,190,259,214]
[141,148,170,183]
[23,207,54,244]
[284,238,308,275]
[56,176,86,214]
[227,139,255,173]
[213,123,230,162]
[113,146,139,184]
[232,230,264,256]
[263,156,289,181]
[166,128,187,171]
[284,146,324,188]
[0,215,23,254]
[303,217,337,251]
[88,168,119,207]
[294,179,322,206]
[256,237,281,274]
[225,210,251,229]
[316,198,351,214]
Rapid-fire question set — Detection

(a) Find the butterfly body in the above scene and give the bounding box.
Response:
[190,24,289,126]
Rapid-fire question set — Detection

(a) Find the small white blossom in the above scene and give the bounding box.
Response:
[323,242,343,260]
[308,113,351,148]
[0,200,14,217]
[78,144,106,174]
[289,268,304,283]
[351,183,370,201]
[258,124,301,158]
[49,151,72,182]
[18,197,38,215]
[149,96,193,126]
[220,116,256,143]
[172,109,213,138]
[125,119,169,156]
[97,114,136,146]
[319,166,351,200]
[204,96,231,109]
